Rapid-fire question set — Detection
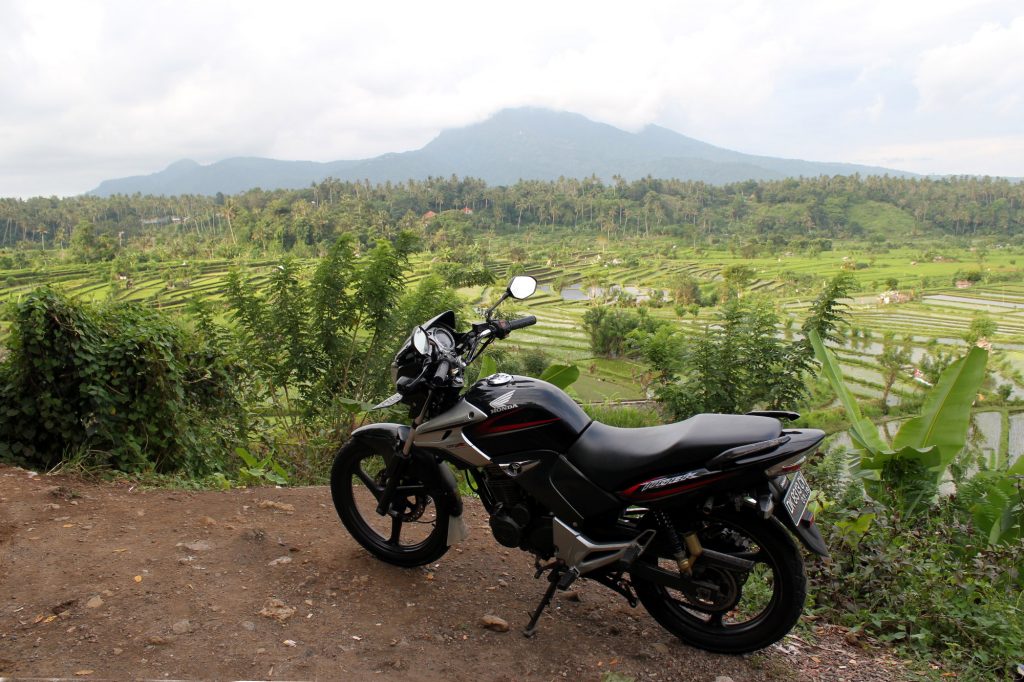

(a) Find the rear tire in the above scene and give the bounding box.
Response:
[631,511,806,654]
[330,439,450,567]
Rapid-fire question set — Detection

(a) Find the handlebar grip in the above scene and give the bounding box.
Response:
[430,359,451,386]
[507,315,537,331]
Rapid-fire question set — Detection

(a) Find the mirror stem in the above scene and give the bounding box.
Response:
[484,292,509,321]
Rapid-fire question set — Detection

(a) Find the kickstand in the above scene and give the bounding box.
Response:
[523,564,579,638]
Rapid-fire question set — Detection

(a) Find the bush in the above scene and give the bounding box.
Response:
[519,348,550,377]
[807,334,1023,675]
[640,296,805,418]
[582,306,667,357]
[807,499,1024,674]
[0,288,244,474]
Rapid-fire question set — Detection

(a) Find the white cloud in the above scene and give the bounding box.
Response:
[854,134,1024,176]
[0,0,1022,196]
[915,16,1024,118]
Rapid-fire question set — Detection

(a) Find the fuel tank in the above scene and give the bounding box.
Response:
[464,374,592,457]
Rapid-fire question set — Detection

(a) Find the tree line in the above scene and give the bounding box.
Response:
[3,173,1024,253]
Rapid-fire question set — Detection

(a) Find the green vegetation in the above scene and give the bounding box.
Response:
[635,296,806,417]
[0,288,244,473]
[809,331,1023,675]
[4,172,1024,675]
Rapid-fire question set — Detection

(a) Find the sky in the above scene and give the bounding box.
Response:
[1,0,1022,198]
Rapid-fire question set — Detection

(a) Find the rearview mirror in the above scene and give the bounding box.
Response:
[412,327,429,355]
[508,275,537,300]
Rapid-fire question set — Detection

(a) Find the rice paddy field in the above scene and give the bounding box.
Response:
[4,239,1024,463]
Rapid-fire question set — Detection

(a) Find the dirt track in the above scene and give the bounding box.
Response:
[0,465,901,681]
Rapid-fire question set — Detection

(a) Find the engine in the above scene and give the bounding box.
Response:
[482,465,553,556]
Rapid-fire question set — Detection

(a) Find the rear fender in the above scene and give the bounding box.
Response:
[774,506,829,557]
[349,423,466,542]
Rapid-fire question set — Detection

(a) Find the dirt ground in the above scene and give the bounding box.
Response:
[0,465,907,681]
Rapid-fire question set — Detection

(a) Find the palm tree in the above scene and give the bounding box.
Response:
[221,199,238,245]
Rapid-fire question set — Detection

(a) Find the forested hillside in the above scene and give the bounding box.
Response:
[3,174,1023,256]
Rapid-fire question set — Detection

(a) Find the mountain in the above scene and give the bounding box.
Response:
[88,108,914,196]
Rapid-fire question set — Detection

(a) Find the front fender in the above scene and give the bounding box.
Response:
[348,423,465,537]
[350,422,410,462]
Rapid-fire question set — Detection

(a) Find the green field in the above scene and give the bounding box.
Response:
[4,238,1023,408]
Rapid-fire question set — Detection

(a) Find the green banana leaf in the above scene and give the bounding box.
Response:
[860,444,943,471]
[966,457,1024,546]
[811,331,994,521]
[808,330,889,453]
[539,363,580,390]
[478,355,498,379]
[891,346,987,469]
[863,445,942,517]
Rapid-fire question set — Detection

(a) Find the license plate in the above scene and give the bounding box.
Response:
[782,471,812,525]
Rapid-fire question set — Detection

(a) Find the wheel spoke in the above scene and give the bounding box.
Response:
[709,611,724,628]
[354,466,382,497]
[733,549,764,562]
[388,515,403,544]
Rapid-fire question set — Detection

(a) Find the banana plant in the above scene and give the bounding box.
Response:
[479,354,581,391]
[809,330,988,517]
[962,459,1024,545]
[539,363,581,390]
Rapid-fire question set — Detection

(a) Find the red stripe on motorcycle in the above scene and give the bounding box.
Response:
[474,417,561,435]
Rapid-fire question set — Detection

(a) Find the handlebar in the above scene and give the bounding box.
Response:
[401,315,538,394]
[430,359,451,386]
[507,315,537,331]
[493,316,537,338]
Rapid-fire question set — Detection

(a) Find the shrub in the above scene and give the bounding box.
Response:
[519,348,550,377]
[808,331,1024,675]
[0,288,244,474]
[639,296,805,417]
[582,306,667,357]
[807,499,1024,674]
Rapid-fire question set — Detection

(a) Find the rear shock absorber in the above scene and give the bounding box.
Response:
[654,510,703,575]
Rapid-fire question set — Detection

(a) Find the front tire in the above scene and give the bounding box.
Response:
[330,439,450,567]
[631,511,806,654]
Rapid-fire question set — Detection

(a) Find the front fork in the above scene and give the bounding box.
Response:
[375,390,432,517]
[374,456,411,516]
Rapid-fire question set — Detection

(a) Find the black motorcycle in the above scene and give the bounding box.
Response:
[330,275,827,654]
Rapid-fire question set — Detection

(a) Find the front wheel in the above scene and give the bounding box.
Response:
[330,439,450,567]
[631,511,806,654]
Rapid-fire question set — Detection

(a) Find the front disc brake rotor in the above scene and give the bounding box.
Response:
[373,467,429,522]
[399,491,428,521]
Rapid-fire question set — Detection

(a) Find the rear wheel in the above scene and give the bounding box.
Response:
[330,440,449,567]
[631,511,806,654]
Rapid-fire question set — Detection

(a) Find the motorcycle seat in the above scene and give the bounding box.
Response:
[567,414,782,492]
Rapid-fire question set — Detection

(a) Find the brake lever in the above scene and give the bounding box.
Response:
[396,361,433,394]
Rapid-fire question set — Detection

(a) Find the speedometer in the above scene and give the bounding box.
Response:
[431,328,455,350]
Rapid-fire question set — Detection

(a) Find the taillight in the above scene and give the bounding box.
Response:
[764,452,808,477]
